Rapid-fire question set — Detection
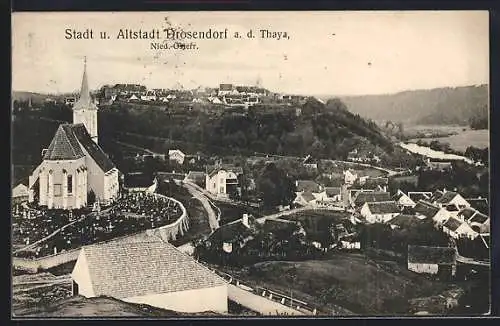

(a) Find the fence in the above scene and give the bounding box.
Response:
[204,265,317,315]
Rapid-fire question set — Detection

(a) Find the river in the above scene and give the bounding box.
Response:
[398,142,475,165]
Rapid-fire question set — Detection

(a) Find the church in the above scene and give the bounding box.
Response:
[28,60,120,209]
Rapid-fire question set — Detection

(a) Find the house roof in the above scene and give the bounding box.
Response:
[365,201,400,215]
[435,191,460,204]
[353,192,390,206]
[80,239,226,299]
[479,219,490,234]
[207,164,243,177]
[325,187,341,196]
[469,212,489,224]
[301,191,316,202]
[429,190,444,202]
[387,214,422,228]
[414,200,440,218]
[71,124,115,172]
[43,124,86,161]
[407,245,456,265]
[363,177,388,188]
[443,217,464,232]
[458,207,477,221]
[408,192,432,202]
[296,180,321,193]
[124,172,154,188]
[466,198,489,215]
[219,84,233,91]
[157,172,186,181]
[210,217,256,242]
[263,218,300,234]
[185,171,206,181]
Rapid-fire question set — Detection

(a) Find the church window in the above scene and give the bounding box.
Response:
[54,184,62,197]
[67,175,73,194]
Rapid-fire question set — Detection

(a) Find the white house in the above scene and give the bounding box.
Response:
[392,190,416,208]
[433,191,470,209]
[413,200,450,224]
[293,191,318,207]
[343,170,358,185]
[28,60,119,209]
[360,201,401,223]
[168,149,186,165]
[407,245,456,277]
[12,183,29,204]
[71,239,228,313]
[205,164,243,198]
[442,217,478,240]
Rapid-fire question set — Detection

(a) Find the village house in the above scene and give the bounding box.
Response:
[302,155,318,170]
[407,245,456,279]
[28,60,120,209]
[156,172,187,185]
[12,182,29,204]
[461,208,490,235]
[413,200,450,224]
[426,159,453,171]
[387,214,423,230]
[208,214,257,254]
[343,170,358,185]
[205,164,243,198]
[351,191,391,208]
[357,177,389,192]
[293,191,318,207]
[360,201,401,223]
[71,239,228,313]
[338,233,361,250]
[465,197,489,215]
[407,191,433,203]
[392,190,417,208]
[433,190,470,209]
[168,149,186,165]
[296,180,322,193]
[442,216,478,240]
[184,171,207,188]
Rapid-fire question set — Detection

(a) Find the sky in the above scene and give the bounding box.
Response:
[12,11,489,96]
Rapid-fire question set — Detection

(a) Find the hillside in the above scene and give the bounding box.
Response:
[337,85,488,127]
[97,97,394,161]
[13,295,220,317]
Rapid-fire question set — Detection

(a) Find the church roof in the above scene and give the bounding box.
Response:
[71,124,115,172]
[43,124,86,160]
[43,123,115,172]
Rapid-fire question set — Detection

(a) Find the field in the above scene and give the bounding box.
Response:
[226,253,455,315]
[405,125,489,152]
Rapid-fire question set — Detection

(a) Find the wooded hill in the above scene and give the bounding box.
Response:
[338,85,488,127]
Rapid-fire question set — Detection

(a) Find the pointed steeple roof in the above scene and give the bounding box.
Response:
[73,57,98,111]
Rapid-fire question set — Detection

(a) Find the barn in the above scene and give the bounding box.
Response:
[407,245,456,280]
[71,238,228,313]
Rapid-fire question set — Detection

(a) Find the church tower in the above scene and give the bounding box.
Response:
[73,57,99,144]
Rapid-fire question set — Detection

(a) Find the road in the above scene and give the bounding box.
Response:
[456,253,490,268]
[228,284,306,316]
[183,182,220,232]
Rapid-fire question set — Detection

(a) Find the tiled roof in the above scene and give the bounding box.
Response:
[469,212,489,224]
[296,180,321,193]
[301,191,316,202]
[81,239,226,299]
[443,217,463,232]
[363,177,388,188]
[408,192,432,202]
[479,220,490,234]
[325,187,341,197]
[429,190,444,202]
[210,217,256,242]
[207,164,243,177]
[185,171,206,181]
[353,192,390,206]
[414,200,440,218]
[387,214,422,228]
[435,191,460,204]
[366,201,400,214]
[157,172,186,181]
[466,198,489,215]
[71,124,115,172]
[407,245,455,264]
[458,207,477,221]
[43,124,86,160]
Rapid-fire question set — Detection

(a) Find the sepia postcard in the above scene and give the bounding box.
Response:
[11,11,491,317]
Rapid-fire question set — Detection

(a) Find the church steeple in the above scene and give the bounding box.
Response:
[78,56,91,105]
[73,57,99,144]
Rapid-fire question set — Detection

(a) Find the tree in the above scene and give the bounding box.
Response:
[256,163,296,209]
[87,190,96,205]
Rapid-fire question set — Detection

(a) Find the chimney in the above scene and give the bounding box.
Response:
[242,214,249,228]
[443,188,447,193]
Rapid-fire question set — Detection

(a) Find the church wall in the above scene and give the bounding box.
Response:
[103,169,120,203]
[43,158,87,209]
